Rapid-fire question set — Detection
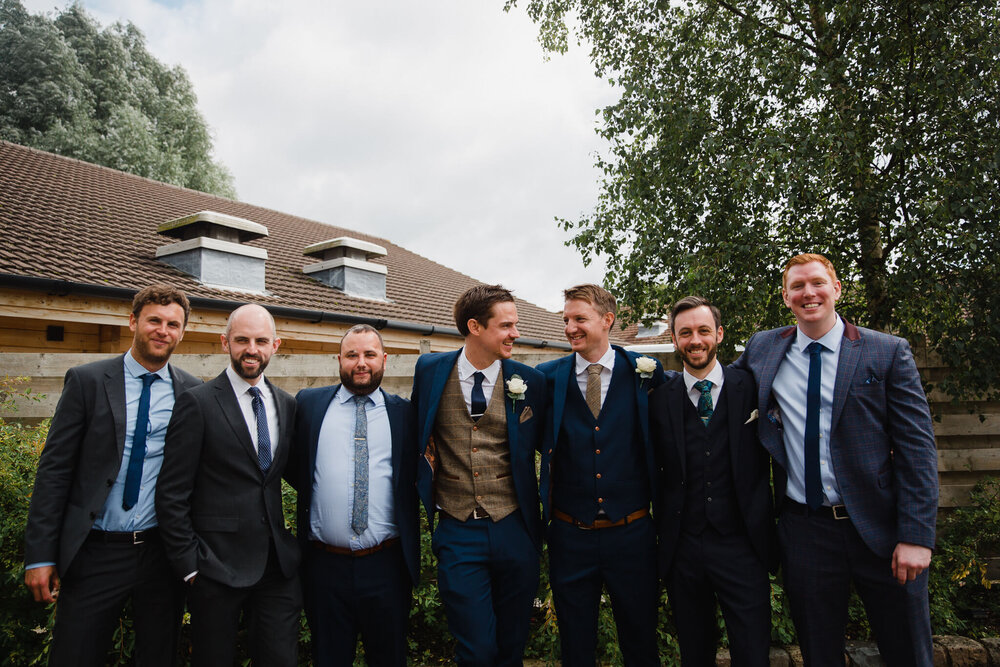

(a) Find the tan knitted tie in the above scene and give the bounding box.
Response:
[586,363,603,418]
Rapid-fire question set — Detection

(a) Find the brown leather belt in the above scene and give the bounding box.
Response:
[553,508,649,530]
[311,536,400,557]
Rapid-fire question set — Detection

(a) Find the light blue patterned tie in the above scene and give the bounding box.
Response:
[248,386,271,473]
[694,379,714,426]
[352,394,369,535]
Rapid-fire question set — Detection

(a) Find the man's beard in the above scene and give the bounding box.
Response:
[341,366,384,395]
[678,342,717,371]
[232,352,268,379]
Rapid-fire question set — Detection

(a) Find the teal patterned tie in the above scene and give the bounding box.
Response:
[352,394,370,535]
[694,379,714,426]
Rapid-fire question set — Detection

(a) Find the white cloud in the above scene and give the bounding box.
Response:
[23,0,614,312]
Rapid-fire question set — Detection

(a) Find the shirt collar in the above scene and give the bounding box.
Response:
[457,347,501,383]
[682,359,725,394]
[337,385,385,407]
[225,364,267,397]
[574,344,615,376]
[124,348,170,381]
[796,314,845,355]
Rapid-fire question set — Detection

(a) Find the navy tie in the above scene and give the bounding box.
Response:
[471,371,487,420]
[123,373,158,510]
[248,386,272,472]
[805,341,823,509]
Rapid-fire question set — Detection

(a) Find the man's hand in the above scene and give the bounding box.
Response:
[891,542,932,585]
[24,566,60,603]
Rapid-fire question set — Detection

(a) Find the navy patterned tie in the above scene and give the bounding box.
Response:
[123,373,158,510]
[471,371,487,420]
[248,386,272,473]
[805,342,823,509]
[694,379,714,426]
[352,394,369,535]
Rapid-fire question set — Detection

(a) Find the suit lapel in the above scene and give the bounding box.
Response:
[831,327,863,432]
[668,377,687,479]
[501,359,518,456]
[420,351,459,450]
[384,389,403,489]
[104,356,128,459]
[759,328,795,467]
[620,348,652,447]
[264,377,291,482]
[213,373,258,469]
[723,368,742,476]
[551,355,573,452]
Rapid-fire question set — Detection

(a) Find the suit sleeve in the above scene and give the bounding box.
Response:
[885,338,939,549]
[24,367,89,566]
[155,388,206,578]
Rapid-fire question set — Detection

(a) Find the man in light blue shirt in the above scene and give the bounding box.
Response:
[291,324,419,666]
[24,285,201,667]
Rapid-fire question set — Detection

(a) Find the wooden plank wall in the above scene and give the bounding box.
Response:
[2,345,995,507]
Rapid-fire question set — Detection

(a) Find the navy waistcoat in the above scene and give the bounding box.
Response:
[680,385,740,535]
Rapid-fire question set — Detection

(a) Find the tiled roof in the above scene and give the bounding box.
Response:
[0,141,567,342]
[612,319,674,347]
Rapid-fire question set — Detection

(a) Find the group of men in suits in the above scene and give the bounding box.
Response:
[24,250,938,667]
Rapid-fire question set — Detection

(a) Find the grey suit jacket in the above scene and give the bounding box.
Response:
[24,354,202,573]
[733,318,938,557]
[156,371,299,587]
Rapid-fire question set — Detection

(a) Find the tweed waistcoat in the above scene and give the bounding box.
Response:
[681,386,740,536]
[432,368,518,521]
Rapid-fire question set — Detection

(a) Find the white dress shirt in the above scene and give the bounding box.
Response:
[682,360,725,411]
[457,347,501,415]
[310,387,396,549]
[225,365,279,460]
[772,315,845,505]
[574,345,616,409]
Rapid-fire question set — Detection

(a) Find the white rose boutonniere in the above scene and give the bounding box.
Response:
[635,356,657,380]
[506,374,527,408]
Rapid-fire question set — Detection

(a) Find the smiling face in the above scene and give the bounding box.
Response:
[782,260,842,338]
[129,302,186,372]
[465,300,520,367]
[338,330,386,395]
[221,305,280,385]
[563,298,613,363]
[672,305,723,376]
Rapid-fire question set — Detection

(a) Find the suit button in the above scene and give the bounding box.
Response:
[474,472,480,478]
[548,449,553,454]
[261,517,266,524]
[106,479,113,487]
[597,497,604,503]
[472,426,478,431]
[595,449,601,455]
[596,473,602,479]
[594,426,600,432]
[676,510,681,516]
[707,497,713,502]
[89,512,96,519]
[472,447,478,453]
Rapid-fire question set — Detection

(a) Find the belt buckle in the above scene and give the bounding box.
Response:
[132,531,144,545]
[831,504,848,520]
[472,507,489,520]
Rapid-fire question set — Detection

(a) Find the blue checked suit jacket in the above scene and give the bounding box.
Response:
[733,317,938,558]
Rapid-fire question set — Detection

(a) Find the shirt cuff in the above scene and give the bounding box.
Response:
[25,562,56,571]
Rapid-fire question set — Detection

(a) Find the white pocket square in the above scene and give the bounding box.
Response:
[744,409,759,425]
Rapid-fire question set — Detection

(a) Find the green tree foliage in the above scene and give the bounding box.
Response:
[507,0,1000,399]
[0,0,236,198]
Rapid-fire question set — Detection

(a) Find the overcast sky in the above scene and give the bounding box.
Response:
[24,0,614,313]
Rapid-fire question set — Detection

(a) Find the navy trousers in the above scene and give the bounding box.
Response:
[302,540,412,667]
[432,510,540,667]
[778,506,933,667]
[548,514,659,667]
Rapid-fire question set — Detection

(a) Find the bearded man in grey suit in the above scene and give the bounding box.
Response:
[24,284,201,667]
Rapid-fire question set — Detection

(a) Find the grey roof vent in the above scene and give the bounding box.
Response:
[303,237,387,301]
[156,211,268,292]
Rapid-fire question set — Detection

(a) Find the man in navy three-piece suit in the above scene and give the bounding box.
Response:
[650,296,774,666]
[291,324,419,666]
[411,284,546,666]
[537,284,666,666]
[734,253,938,666]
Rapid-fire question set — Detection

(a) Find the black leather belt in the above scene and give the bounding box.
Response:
[87,528,159,544]
[783,500,849,520]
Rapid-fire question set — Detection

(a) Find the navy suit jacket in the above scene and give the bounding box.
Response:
[411,350,546,551]
[649,366,776,576]
[25,354,202,574]
[733,318,938,557]
[289,384,419,586]
[536,346,667,523]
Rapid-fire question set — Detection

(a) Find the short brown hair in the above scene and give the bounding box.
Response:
[782,253,838,288]
[670,295,721,333]
[454,285,514,337]
[563,284,617,318]
[341,323,385,352]
[132,284,190,326]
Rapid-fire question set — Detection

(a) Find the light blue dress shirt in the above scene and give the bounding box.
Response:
[309,387,397,549]
[772,316,845,506]
[93,350,175,532]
